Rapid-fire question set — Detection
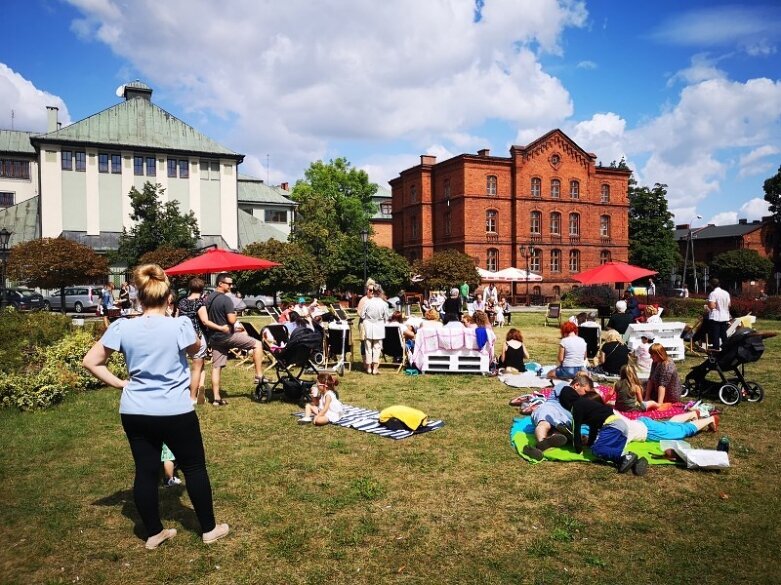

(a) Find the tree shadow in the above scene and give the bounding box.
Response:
[93,486,201,540]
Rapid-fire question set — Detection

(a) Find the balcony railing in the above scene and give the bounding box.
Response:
[486,233,499,243]
[569,235,581,244]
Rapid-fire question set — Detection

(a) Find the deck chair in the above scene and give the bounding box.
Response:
[578,326,600,360]
[545,302,562,327]
[379,325,407,373]
[329,303,354,324]
[260,323,290,378]
[325,323,353,373]
[228,321,257,367]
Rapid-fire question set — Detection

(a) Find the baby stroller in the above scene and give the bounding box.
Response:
[682,327,768,405]
[254,327,323,405]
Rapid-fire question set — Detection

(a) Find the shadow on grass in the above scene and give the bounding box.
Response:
[92,487,201,540]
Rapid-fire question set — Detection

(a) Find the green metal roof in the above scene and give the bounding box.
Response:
[238,208,288,249]
[371,184,391,220]
[31,95,243,159]
[0,130,36,155]
[238,176,295,206]
[0,196,40,246]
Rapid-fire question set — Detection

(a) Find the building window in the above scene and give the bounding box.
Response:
[179,160,189,178]
[533,285,542,297]
[530,211,541,234]
[600,250,611,264]
[530,247,541,272]
[444,211,452,235]
[553,285,561,297]
[61,151,73,171]
[111,154,121,174]
[410,215,418,239]
[409,184,417,203]
[444,178,451,198]
[601,184,610,203]
[550,212,561,235]
[146,157,156,177]
[264,209,287,223]
[200,160,220,180]
[75,152,86,172]
[551,179,560,199]
[0,159,31,179]
[569,180,579,199]
[600,215,611,238]
[486,209,497,233]
[550,249,561,273]
[569,250,580,272]
[569,213,580,236]
[167,159,177,178]
[487,175,497,196]
[98,153,109,173]
[487,248,499,272]
[135,156,144,176]
[531,177,541,198]
[0,192,14,208]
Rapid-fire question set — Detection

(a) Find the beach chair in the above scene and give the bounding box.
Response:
[325,322,353,373]
[380,325,407,373]
[545,302,562,327]
[329,303,354,324]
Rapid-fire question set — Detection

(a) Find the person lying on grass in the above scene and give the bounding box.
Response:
[522,381,572,461]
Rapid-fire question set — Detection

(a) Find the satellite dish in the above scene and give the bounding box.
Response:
[115,84,126,98]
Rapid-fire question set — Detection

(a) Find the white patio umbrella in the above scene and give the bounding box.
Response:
[493,267,543,282]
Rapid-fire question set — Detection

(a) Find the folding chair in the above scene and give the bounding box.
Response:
[379,325,407,373]
[228,321,255,367]
[329,303,354,324]
[545,302,562,327]
[325,322,353,374]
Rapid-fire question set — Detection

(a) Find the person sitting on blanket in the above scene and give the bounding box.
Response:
[547,321,587,380]
[614,365,659,412]
[299,373,344,425]
[522,382,572,461]
[498,328,529,373]
[645,343,682,406]
[587,410,721,475]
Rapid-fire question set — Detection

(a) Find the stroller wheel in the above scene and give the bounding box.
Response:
[744,381,764,403]
[718,383,741,406]
[256,382,273,403]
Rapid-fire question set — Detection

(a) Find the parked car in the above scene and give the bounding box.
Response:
[2,288,46,311]
[44,285,103,313]
[240,293,276,310]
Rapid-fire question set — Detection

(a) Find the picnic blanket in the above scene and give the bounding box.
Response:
[509,417,675,465]
[294,404,445,440]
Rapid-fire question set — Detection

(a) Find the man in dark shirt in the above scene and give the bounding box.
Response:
[606,299,634,335]
[206,272,265,405]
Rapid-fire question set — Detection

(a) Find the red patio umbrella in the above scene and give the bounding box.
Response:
[164,248,279,275]
[572,261,657,285]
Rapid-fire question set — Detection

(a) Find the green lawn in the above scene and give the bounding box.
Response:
[1,313,780,584]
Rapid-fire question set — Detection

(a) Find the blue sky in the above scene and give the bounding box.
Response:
[2,0,780,226]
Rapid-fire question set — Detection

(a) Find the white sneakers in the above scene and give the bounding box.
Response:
[298,416,313,424]
[145,528,177,550]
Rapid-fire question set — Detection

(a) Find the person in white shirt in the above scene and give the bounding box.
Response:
[707,278,731,350]
[361,285,389,374]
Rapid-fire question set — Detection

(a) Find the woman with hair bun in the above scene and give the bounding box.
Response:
[83,264,228,550]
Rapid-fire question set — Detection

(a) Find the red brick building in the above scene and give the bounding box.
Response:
[389,129,631,299]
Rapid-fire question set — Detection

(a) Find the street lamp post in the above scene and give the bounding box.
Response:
[360,228,369,284]
[519,244,532,306]
[0,227,12,309]
[682,214,702,292]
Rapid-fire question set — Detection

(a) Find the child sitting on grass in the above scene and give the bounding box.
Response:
[299,373,344,426]
[498,328,530,373]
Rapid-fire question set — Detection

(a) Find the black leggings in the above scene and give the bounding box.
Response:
[121,411,216,536]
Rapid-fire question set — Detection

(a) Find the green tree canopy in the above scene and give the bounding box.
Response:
[115,182,200,267]
[7,238,109,312]
[413,250,479,291]
[763,165,781,223]
[234,239,319,301]
[138,246,190,272]
[711,249,773,290]
[628,181,680,282]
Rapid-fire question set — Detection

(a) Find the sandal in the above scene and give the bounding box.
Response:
[212,399,228,406]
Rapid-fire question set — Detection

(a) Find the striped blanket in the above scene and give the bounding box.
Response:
[294,404,445,440]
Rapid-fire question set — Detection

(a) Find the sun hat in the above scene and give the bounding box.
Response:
[615,300,627,313]
[298,296,306,303]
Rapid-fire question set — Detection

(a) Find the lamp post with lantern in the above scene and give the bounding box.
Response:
[0,227,12,309]
[518,243,532,306]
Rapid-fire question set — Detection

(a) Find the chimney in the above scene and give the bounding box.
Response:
[478,148,490,157]
[676,224,690,230]
[738,218,747,225]
[46,106,59,132]
[753,219,761,224]
[420,155,437,166]
[280,182,289,191]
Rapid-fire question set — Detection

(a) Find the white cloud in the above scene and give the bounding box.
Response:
[576,60,597,70]
[666,53,727,87]
[739,145,780,177]
[568,112,627,164]
[0,63,71,132]
[707,211,738,226]
[739,197,770,220]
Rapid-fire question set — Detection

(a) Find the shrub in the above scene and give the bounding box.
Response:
[0,310,73,374]
[730,297,781,320]
[0,370,68,411]
[561,285,616,309]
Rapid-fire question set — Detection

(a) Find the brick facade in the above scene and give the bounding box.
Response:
[389,130,631,299]
[370,220,393,248]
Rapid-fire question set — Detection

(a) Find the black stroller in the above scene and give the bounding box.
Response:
[254,327,323,405]
[682,327,769,405]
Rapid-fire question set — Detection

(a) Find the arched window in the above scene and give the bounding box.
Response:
[550,212,561,235]
[600,250,611,264]
[569,213,580,236]
[569,249,580,272]
[530,247,541,272]
[487,248,499,272]
[486,175,497,196]
[601,184,610,203]
[531,177,541,198]
[600,215,611,238]
[485,209,497,233]
[530,211,541,234]
[550,249,561,273]
[551,179,561,199]
[552,285,561,298]
[532,285,542,296]
[570,180,579,199]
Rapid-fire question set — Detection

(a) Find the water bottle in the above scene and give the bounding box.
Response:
[716,436,730,453]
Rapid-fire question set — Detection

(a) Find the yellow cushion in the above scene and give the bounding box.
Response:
[379,405,428,431]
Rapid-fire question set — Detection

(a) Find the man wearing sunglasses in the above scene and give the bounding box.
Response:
[204,272,265,406]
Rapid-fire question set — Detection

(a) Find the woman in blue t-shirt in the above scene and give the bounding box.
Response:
[83,264,229,550]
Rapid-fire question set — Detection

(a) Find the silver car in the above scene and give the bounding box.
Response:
[44,285,104,313]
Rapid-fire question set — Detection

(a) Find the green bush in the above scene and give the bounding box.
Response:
[0,370,68,411]
[561,286,616,309]
[0,309,73,374]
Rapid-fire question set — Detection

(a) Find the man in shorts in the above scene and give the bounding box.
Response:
[205,273,265,406]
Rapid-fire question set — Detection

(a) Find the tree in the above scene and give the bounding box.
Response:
[413,250,480,291]
[115,182,200,267]
[710,249,773,291]
[762,165,781,222]
[138,246,190,271]
[628,181,680,282]
[234,239,319,301]
[7,238,109,312]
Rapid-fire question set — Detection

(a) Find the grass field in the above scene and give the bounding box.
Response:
[1,312,780,584]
